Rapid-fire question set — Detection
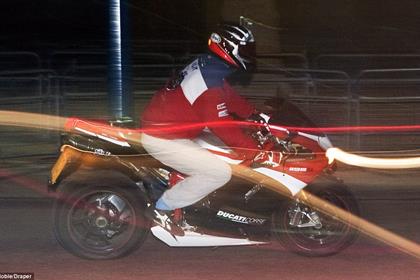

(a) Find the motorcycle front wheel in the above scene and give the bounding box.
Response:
[272,182,360,257]
[53,175,150,260]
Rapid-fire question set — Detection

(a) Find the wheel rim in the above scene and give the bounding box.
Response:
[66,190,137,255]
[282,190,352,251]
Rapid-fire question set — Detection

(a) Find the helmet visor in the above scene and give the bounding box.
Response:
[239,42,256,60]
[238,41,256,68]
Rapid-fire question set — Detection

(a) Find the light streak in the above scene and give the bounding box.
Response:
[327,147,420,169]
[0,168,56,198]
[231,164,420,259]
[0,110,419,258]
[270,124,420,133]
[3,110,420,136]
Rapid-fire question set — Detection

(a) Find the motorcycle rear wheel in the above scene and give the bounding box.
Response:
[53,175,150,259]
[272,182,359,257]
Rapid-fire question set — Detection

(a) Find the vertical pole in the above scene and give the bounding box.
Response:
[109,0,132,123]
[121,0,133,121]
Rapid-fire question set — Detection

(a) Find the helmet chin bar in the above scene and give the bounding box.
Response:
[231,44,247,70]
[208,40,240,68]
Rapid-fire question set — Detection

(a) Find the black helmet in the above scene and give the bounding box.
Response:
[208,24,256,71]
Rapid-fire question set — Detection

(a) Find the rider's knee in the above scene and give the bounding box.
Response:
[206,162,231,186]
[220,164,232,184]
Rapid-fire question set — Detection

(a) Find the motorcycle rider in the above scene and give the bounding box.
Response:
[141,24,281,235]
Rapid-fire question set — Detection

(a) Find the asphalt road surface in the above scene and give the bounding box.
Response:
[0,160,419,280]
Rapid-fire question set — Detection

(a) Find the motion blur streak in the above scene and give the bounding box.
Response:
[270,124,420,133]
[231,165,420,259]
[0,110,68,131]
[295,187,420,259]
[0,110,419,258]
[3,110,420,135]
[0,168,147,230]
[327,147,420,169]
[0,168,56,198]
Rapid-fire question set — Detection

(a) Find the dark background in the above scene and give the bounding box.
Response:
[0,0,206,52]
[1,0,420,53]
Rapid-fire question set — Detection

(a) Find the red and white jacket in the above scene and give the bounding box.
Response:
[141,55,259,159]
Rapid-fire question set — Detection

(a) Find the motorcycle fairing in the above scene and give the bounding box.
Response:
[65,118,131,147]
[49,142,162,188]
[297,132,333,151]
[194,130,310,197]
[253,167,307,196]
[150,226,268,247]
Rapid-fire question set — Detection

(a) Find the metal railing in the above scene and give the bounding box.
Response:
[0,52,42,71]
[0,69,61,159]
[257,53,309,69]
[1,51,420,155]
[314,54,420,74]
[348,68,420,150]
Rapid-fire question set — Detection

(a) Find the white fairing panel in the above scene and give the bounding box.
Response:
[151,226,267,247]
[318,136,333,150]
[253,167,307,196]
[298,132,333,151]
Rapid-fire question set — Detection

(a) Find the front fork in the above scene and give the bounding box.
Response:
[288,203,323,229]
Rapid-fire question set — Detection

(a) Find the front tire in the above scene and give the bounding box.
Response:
[272,182,359,257]
[53,175,150,260]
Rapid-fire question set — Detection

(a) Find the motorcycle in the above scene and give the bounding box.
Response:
[49,108,359,260]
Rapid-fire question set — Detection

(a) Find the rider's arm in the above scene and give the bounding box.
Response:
[193,88,259,160]
[223,81,256,119]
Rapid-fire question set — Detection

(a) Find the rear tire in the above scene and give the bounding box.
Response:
[272,182,359,257]
[53,174,150,260]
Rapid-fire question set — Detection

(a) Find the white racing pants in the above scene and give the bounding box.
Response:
[141,133,232,210]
